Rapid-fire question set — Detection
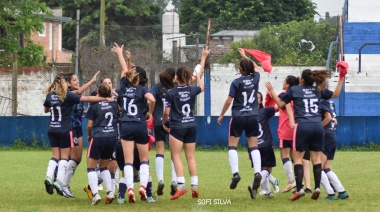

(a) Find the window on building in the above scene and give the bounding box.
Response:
[38,23,46,37]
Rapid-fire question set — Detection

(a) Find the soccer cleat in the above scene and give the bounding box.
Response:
[105,192,115,204]
[230,173,241,189]
[127,188,136,203]
[311,188,321,200]
[248,185,257,199]
[53,180,64,196]
[139,186,147,201]
[264,192,274,199]
[273,178,280,193]
[170,186,188,200]
[324,194,337,201]
[252,172,262,190]
[338,191,349,199]
[304,188,312,194]
[157,180,165,196]
[84,185,93,200]
[170,181,178,196]
[259,189,267,195]
[191,186,199,198]
[92,193,101,206]
[44,177,54,195]
[291,189,305,201]
[98,184,104,191]
[62,186,75,198]
[282,182,296,193]
[117,197,126,204]
[146,196,158,203]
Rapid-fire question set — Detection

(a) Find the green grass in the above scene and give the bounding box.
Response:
[1,149,379,211]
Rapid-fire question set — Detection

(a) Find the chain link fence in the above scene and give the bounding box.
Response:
[1,19,379,116]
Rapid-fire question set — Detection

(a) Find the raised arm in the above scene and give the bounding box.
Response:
[111,43,128,78]
[195,47,210,91]
[265,82,286,108]
[238,48,259,73]
[332,61,349,98]
[71,71,100,95]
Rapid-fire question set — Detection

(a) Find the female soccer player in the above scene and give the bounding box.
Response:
[265,64,347,201]
[162,47,210,200]
[112,43,156,203]
[61,71,100,198]
[43,74,113,196]
[217,48,261,198]
[150,69,178,196]
[86,82,119,205]
[319,99,349,200]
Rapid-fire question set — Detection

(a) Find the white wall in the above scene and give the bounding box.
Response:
[348,0,380,22]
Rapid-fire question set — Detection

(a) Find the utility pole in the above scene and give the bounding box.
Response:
[75,9,80,76]
[100,0,105,46]
[12,52,18,116]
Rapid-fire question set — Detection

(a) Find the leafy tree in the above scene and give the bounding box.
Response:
[218,19,338,67]
[180,0,317,24]
[0,0,51,66]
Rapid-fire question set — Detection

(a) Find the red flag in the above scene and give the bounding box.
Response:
[243,49,272,73]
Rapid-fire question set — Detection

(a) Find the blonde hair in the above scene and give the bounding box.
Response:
[125,67,139,85]
[45,75,67,101]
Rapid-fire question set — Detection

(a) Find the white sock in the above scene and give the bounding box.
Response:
[156,155,164,182]
[63,159,78,186]
[326,170,345,192]
[88,170,98,195]
[190,176,198,186]
[123,164,134,190]
[46,158,58,179]
[283,160,295,183]
[140,162,149,188]
[111,176,115,194]
[268,174,276,185]
[115,168,119,183]
[100,168,112,194]
[228,149,239,174]
[260,170,270,193]
[171,161,177,182]
[249,149,261,173]
[321,171,334,195]
[177,176,185,184]
[57,159,68,183]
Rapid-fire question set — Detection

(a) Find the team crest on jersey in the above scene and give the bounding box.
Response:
[51,95,59,101]
[243,79,253,86]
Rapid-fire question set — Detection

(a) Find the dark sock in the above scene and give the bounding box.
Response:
[53,166,58,182]
[233,172,239,177]
[313,163,322,189]
[118,182,126,199]
[147,181,153,197]
[294,164,304,192]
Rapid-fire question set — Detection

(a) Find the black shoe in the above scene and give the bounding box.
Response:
[252,173,262,190]
[44,178,54,195]
[305,188,312,194]
[230,173,241,189]
[248,185,257,199]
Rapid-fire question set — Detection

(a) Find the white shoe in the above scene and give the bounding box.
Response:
[105,192,115,204]
[259,189,267,195]
[282,181,296,193]
[62,186,75,198]
[98,184,104,191]
[92,193,101,205]
[272,178,280,193]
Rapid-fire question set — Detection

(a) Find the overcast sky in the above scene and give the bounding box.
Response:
[312,0,346,19]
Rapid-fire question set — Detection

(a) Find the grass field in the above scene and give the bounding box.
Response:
[1,149,379,211]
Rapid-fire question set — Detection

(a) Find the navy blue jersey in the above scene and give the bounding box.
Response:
[150,82,167,126]
[320,99,336,133]
[118,77,149,123]
[166,85,201,129]
[86,101,118,138]
[281,86,333,123]
[43,91,81,132]
[229,73,260,117]
[68,88,84,127]
[258,107,275,148]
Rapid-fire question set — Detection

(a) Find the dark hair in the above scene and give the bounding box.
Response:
[136,66,148,87]
[286,75,300,88]
[176,67,192,84]
[301,69,328,86]
[97,82,111,98]
[165,67,175,79]
[257,91,263,109]
[101,76,111,83]
[160,71,175,89]
[90,90,98,96]
[239,58,254,76]
[65,73,75,84]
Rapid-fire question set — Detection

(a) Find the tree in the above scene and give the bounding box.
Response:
[180,0,317,24]
[218,19,338,67]
[41,0,162,50]
[0,0,51,66]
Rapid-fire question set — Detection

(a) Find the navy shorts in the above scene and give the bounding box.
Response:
[323,133,337,160]
[170,127,197,143]
[303,150,310,161]
[294,122,324,152]
[229,116,259,137]
[48,131,73,148]
[154,125,168,142]
[120,122,149,145]
[115,142,141,171]
[87,137,116,160]
[72,126,83,146]
[279,139,292,149]
[259,145,276,168]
